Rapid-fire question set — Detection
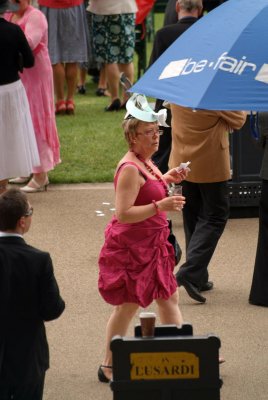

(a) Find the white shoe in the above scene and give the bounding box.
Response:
[21,178,49,193]
[9,176,30,184]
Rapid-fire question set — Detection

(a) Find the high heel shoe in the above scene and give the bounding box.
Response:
[77,85,86,95]
[66,100,75,115]
[55,100,66,115]
[20,178,49,193]
[96,88,109,97]
[97,365,112,383]
[104,98,121,112]
[9,176,31,184]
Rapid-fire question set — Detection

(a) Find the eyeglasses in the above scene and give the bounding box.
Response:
[24,206,33,217]
[137,128,164,136]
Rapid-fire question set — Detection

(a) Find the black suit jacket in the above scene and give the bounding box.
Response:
[0,18,34,85]
[163,0,228,26]
[0,236,65,384]
[150,16,198,68]
[149,17,198,118]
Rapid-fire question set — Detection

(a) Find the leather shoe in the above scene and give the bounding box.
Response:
[177,276,206,303]
[249,299,268,307]
[104,98,121,112]
[98,365,112,383]
[200,281,214,292]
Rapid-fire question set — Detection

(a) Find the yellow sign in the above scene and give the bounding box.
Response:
[130,352,199,380]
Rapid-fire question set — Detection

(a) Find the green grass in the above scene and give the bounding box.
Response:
[49,12,164,184]
[52,92,128,183]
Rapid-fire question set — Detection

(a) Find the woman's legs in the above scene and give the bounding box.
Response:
[65,63,78,114]
[119,62,134,103]
[98,66,108,90]
[100,291,182,379]
[77,67,87,94]
[53,62,77,113]
[53,63,65,103]
[65,62,78,102]
[105,63,120,101]
[104,62,134,104]
[53,63,66,114]
[155,290,183,325]
[101,303,139,379]
[96,66,110,97]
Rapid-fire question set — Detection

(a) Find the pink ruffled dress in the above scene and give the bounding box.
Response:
[6,6,60,173]
[98,162,177,308]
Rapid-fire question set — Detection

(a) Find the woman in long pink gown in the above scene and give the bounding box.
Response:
[6,0,60,192]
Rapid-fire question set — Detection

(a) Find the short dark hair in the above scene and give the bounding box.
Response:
[0,189,29,231]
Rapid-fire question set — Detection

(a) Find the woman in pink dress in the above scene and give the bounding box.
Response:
[97,94,188,383]
[6,0,60,192]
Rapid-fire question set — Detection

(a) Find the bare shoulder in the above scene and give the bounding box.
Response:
[116,161,140,177]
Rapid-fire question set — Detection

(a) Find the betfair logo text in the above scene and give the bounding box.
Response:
[159,52,268,84]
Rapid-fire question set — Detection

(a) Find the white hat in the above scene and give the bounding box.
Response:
[125,93,169,127]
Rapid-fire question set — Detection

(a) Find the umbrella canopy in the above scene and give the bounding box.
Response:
[130,0,268,111]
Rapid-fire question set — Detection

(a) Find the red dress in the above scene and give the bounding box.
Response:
[98,162,177,308]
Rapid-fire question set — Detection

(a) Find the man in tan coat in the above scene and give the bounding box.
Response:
[170,104,247,303]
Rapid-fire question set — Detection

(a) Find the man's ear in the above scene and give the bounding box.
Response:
[17,216,26,232]
[198,6,203,17]
[175,1,180,14]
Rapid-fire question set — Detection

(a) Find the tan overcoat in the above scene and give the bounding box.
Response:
[169,105,247,183]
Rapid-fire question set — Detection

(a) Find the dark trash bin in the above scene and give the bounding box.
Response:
[229,115,263,218]
[110,324,223,400]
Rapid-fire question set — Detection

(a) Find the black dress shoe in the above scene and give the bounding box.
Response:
[249,299,268,307]
[200,281,214,292]
[178,277,206,303]
[104,98,121,112]
[98,365,112,383]
[96,88,108,97]
[77,85,86,95]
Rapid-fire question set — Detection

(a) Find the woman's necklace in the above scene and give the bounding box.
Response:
[132,151,169,197]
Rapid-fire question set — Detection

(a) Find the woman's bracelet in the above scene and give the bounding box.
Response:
[152,200,160,215]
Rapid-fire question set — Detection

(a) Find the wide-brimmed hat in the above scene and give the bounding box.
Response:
[0,0,19,13]
[125,93,169,127]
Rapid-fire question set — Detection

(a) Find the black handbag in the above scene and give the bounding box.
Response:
[167,219,182,265]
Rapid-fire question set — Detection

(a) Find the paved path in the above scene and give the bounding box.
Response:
[21,184,268,400]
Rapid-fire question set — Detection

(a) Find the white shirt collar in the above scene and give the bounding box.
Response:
[0,232,23,238]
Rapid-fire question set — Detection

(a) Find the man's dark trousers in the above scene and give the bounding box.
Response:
[176,180,230,287]
[0,373,45,400]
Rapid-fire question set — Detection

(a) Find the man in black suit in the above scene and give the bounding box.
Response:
[150,0,203,173]
[163,0,226,26]
[0,189,65,400]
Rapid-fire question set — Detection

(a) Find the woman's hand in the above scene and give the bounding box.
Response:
[163,167,189,184]
[157,195,186,212]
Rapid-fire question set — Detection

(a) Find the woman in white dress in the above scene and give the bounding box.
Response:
[0,0,40,194]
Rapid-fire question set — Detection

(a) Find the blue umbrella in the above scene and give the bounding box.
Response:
[130,0,268,111]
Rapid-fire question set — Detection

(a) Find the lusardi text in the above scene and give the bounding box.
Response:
[130,352,199,380]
